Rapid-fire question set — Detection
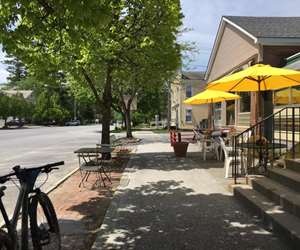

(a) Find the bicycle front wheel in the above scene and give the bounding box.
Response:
[29,192,61,250]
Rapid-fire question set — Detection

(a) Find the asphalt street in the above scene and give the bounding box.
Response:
[0,124,111,222]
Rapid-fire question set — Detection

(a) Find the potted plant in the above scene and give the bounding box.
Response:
[172,132,189,157]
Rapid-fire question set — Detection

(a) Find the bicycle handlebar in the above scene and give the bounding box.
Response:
[0,161,65,184]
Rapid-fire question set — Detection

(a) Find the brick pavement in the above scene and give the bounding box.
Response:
[48,157,129,250]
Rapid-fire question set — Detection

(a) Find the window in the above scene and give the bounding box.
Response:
[186,85,192,98]
[274,88,289,105]
[274,87,300,106]
[214,102,222,120]
[185,108,192,123]
[226,100,235,125]
[292,86,300,104]
[240,92,251,112]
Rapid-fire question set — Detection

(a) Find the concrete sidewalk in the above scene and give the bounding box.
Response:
[91,132,288,250]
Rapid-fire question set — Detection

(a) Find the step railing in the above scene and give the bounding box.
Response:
[233,106,300,183]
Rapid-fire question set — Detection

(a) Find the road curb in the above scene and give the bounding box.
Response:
[46,167,79,194]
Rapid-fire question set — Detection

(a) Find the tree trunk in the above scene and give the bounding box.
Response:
[125,108,133,138]
[101,64,113,145]
[3,118,7,128]
[167,80,171,130]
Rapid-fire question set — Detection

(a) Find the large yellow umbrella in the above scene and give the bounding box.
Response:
[207,64,300,121]
[208,64,300,92]
[184,89,240,105]
[184,89,240,129]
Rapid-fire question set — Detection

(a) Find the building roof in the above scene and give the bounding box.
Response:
[205,16,300,80]
[182,71,205,80]
[224,16,300,39]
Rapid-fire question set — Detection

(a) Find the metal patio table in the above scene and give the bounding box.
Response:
[74,147,113,187]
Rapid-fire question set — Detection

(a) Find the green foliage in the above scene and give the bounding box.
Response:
[0,0,183,137]
[3,54,27,87]
[0,94,11,122]
[0,92,34,126]
[33,90,70,125]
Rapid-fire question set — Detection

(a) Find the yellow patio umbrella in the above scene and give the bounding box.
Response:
[184,89,240,105]
[208,64,300,92]
[207,64,300,121]
[184,89,240,129]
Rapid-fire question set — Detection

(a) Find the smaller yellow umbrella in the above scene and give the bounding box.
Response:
[184,89,240,129]
[184,89,240,105]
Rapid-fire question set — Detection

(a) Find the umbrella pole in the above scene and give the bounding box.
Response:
[258,86,261,122]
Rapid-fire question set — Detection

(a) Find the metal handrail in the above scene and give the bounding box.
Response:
[233,106,300,183]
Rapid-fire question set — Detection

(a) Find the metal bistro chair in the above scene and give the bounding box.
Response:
[78,147,111,188]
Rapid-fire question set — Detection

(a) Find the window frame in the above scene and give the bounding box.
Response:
[185,108,193,123]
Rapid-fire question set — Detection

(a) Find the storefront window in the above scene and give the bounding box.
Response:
[292,86,300,104]
[214,102,222,121]
[274,88,290,105]
[226,100,235,125]
[239,92,250,112]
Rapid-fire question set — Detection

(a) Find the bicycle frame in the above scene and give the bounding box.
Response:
[0,168,42,250]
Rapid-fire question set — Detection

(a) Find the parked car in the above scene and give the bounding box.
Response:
[65,120,81,126]
[6,119,24,128]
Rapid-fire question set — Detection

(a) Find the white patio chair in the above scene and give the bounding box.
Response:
[219,137,246,178]
[202,137,220,160]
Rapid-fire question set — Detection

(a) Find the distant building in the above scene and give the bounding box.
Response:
[2,90,34,102]
[171,71,208,129]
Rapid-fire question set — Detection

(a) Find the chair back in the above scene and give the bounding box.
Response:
[193,129,205,140]
[219,137,228,159]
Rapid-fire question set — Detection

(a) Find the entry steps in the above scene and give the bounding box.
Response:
[234,159,300,249]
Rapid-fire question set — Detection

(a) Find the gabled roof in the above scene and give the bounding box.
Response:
[224,16,300,39]
[205,16,300,80]
[182,71,205,80]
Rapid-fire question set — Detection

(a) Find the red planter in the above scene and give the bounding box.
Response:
[173,142,189,157]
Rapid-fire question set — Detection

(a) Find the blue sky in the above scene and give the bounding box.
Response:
[180,0,300,71]
[1,0,300,82]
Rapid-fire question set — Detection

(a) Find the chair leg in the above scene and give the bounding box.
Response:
[102,167,112,184]
[225,159,231,178]
[98,169,106,187]
[79,171,88,187]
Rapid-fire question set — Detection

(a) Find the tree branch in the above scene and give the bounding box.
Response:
[80,67,102,106]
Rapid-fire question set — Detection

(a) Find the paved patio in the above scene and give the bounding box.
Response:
[92,132,288,250]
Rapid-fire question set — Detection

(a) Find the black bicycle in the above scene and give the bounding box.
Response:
[0,161,64,250]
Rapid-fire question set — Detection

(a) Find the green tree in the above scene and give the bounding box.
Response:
[0,0,183,143]
[33,90,70,125]
[0,94,11,127]
[3,55,27,87]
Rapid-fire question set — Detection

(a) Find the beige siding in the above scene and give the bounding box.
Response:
[237,112,250,128]
[208,25,259,82]
[180,80,208,129]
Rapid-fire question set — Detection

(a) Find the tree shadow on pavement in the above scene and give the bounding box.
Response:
[91,180,289,250]
[128,152,224,171]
